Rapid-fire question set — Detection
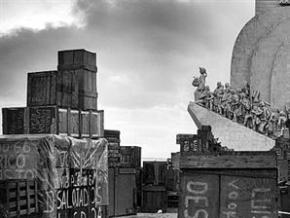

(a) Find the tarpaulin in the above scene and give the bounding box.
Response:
[0,134,108,218]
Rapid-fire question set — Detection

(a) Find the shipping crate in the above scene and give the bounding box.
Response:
[119,146,141,168]
[0,180,39,217]
[27,70,98,110]
[108,144,121,168]
[58,49,97,72]
[2,107,104,138]
[178,152,278,218]
[143,161,167,185]
[141,185,167,213]
[27,71,79,109]
[0,135,108,218]
[280,184,290,217]
[58,49,98,110]
[108,168,137,217]
[104,130,121,145]
[273,137,290,181]
[26,71,59,107]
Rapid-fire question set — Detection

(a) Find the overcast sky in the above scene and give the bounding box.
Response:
[0,0,254,159]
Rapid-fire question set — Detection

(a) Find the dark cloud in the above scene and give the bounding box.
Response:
[0,0,253,110]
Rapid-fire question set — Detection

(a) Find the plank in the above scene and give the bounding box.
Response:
[58,108,68,136]
[180,152,277,169]
[80,111,90,137]
[69,109,80,137]
[90,110,104,138]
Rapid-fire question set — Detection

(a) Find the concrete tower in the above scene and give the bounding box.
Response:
[231,0,290,109]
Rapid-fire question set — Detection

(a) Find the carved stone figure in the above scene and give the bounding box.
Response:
[198,67,207,91]
[213,82,224,114]
[278,110,287,136]
[192,67,207,101]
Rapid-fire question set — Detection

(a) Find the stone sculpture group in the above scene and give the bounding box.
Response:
[193,68,290,139]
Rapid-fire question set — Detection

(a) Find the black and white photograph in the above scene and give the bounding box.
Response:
[0,0,289,217]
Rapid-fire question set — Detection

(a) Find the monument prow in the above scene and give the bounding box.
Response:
[188,102,275,151]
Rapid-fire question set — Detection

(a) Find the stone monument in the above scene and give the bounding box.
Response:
[231,0,290,109]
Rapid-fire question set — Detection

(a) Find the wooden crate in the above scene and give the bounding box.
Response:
[143,161,167,185]
[141,185,167,213]
[2,106,79,136]
[27,71,79,109]
[58,49,98,110]
[27,70,98,110]
[77,69,98,110]
[280,184,290,216]
[104,130,121,145]
[26,71,58,107]
[108,168,137,217]
[2,107,29,134]
[58,49,97,72]
[119,146,141,168]
[0,180,39,218]
[3,106,104,137]
[108,144,121,168]
[178,152,278,218]
[0,135,108,218]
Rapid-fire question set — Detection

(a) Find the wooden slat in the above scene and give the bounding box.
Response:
[26,182,30,214]
[9,208,36,217]
[8,189,35,198]
[9,199,35,208]
[16,182,20,217]
[180,152,277,169]
[34,180,38,213]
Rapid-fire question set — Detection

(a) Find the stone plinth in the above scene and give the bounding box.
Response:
[188,102,275,151]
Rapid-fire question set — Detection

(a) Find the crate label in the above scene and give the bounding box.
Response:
[30,107,56,134]
[181,174,219,217]
[180,173,278,218]
[220,176,277,218]
[0,140,37,180]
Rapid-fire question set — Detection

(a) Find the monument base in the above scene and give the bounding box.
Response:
[188,102,275,151]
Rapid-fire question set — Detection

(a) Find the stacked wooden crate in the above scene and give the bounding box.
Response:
[178,152,278,218]
[141,161,168,212]
[0,49,108,218]
[104,129,142,217]
[2,49,104,138]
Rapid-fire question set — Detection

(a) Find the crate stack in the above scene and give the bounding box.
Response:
[0,49,107,218]
[104,129,142,217]
[2,49,104,138]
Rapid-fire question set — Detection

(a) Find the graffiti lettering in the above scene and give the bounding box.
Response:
[251,188,271,215]
[221,180,240,218]
[184,181,209,218]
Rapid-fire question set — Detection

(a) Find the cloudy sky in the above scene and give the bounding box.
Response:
[0,0,254,159]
